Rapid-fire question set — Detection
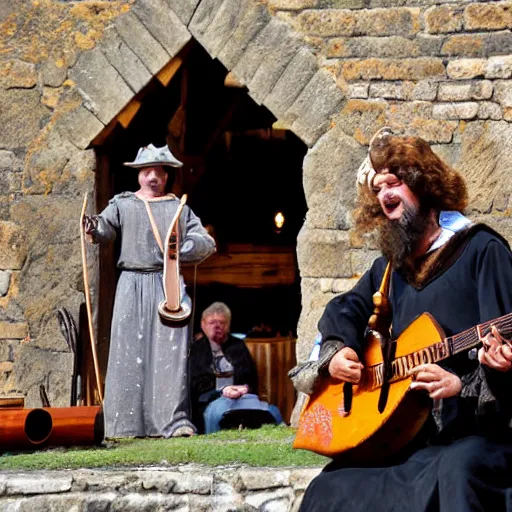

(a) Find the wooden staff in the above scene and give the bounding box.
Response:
[80,193,104,403]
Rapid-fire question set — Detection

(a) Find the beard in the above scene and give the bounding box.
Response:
[379,201,432,272]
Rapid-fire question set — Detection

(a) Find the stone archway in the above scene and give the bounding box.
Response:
[56,0,353,389]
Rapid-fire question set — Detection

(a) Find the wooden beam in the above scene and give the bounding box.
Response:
[116,99,141,129]
[182,245,296,288]
[157,54,184,87]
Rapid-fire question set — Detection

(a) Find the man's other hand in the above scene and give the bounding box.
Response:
[328,347,364,384]
[409,363,462,399]
[479,325,512,372]
[222,384,249,399]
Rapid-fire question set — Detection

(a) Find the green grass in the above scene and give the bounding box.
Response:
[0,426,327,471]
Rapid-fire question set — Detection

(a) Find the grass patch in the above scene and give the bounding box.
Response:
[0,426,327,471]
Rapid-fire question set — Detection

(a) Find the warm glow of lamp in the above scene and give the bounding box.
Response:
[274,212,285,230]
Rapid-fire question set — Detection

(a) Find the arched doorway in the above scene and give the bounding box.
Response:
[90,41,307,413]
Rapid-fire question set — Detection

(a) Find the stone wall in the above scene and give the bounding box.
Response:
[1,0,512,404]
[0,466,321,511]
[267,0,512,360]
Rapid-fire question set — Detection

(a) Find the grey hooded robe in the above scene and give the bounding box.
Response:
[90,192,216,437]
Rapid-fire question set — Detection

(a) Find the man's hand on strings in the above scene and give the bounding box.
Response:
[328,347,364,384]
[479,325,512,372]
[409,363,462,399]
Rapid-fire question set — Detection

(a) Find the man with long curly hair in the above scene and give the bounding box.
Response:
[298,131,512,511]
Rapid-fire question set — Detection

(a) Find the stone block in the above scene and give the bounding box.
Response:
[14,344,74,407]
[342,58,445,81]
[41,57,68,88]
[0,89,49,150]
[111,493,188,511]
[248,28,302,104]
[296,277,338,361]
[328,36,423,59]
[217,2,271,69]
[269,0,319,8]
[244,488,294,509]
[432,102,479,120]
[289,469,322,491]
[477,102,502,121]
[339,99,388,144]
[197,0,250,57]
[438,81,492,101]
[83,492,118,511]
[0,59,37,89]
[165,0,201,24]
[417,34,445,56]
[457,121,512,215]
[99,26,152,93]
[347,83,369,98]
[295,9,357,37]
[441,35,485,58]
[69,49,134,125]
[232,18,293,86]
[355,8,421,37]
[287,69,344,147]
[138,471,212,494]
[264,47,318,119]
[0,322,27,339]
[189,0,225,40]
[484,31,512,57]
[486,55,512,79]
[72,470,139,492]
[0,271,11,297]
[0,221,26,270]
[446,59,486,79]
[369,82,413,100]
[425,5,463,34]
[114,11,170,75]
[297,228,352,278]
[464,3,512,31]
[133,0,191,58]
[5,474,72,495]
[57,105,105,150]
[494,81,512,109]
[410,80,438,101]
[239,469,290,490]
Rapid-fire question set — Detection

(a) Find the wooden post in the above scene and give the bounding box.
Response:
[80,193,104,403]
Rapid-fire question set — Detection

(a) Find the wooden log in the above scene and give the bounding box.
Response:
[45,406,104,447]
[0,408,53,450]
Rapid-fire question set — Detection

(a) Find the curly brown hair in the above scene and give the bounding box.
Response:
[354,135,468,234]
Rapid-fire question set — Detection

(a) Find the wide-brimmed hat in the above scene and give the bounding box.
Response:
[123,144,183,168]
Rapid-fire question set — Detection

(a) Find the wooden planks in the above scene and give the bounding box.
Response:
[244,336,297,424]
[182,244,296,288]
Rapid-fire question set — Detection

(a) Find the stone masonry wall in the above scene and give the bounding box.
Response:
[0,466,321,511]
[1,0,512,405]
[268,0,512,360]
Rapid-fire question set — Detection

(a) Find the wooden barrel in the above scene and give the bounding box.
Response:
[244,336,297,424]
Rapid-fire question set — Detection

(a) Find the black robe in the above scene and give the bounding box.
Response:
[189,334,258,433]
[301,226,512,512]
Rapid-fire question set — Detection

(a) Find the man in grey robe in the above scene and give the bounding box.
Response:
[84,144,216,438]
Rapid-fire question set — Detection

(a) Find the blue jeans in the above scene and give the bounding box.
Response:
[203,395,283,434]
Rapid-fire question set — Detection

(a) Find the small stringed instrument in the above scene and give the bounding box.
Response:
[158,195,191,322]
[293,311,512,462]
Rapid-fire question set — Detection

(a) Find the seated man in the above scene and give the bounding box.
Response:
[190,302,283,434]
